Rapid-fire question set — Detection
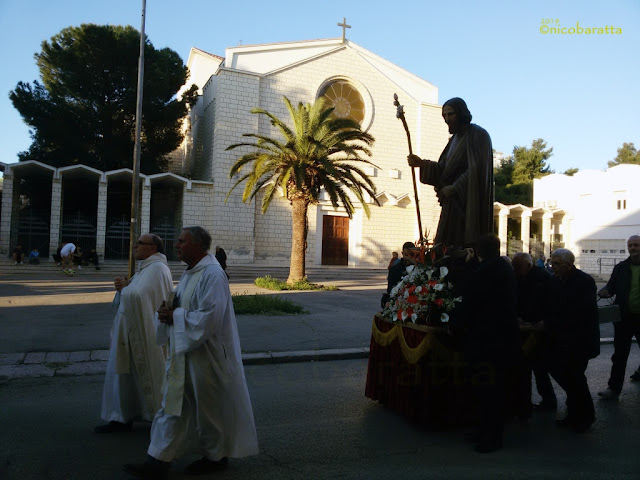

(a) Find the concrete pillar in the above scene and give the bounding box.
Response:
[542,212,553,259]
[0,170,14,253]
[562,214,572,250]
[141,182,151,235]
[96,179,107,261]
[498,209,509,256]
[520,211,532,253]
[49,177,62,256]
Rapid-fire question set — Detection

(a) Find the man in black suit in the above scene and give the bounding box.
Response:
[458,235,520,453]
[597,235,640,400]
[511,252,557,410]
[546,248,599,433]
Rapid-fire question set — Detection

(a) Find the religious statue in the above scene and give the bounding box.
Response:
[407,97,494,248]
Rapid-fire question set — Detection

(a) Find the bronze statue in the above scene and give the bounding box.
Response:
[407,98,494,248]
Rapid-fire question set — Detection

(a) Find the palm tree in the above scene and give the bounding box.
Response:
[226,96,378,283]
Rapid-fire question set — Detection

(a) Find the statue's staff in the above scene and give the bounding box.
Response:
[394,93,425,246]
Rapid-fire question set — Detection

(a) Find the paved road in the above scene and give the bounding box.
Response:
[1,350,640,480]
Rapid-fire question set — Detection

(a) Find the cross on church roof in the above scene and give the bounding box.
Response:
[337,17,351,43]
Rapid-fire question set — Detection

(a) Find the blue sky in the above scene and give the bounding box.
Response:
[1,0,638,174]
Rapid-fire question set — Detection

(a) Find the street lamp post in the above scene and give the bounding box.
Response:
[128,0,146,278]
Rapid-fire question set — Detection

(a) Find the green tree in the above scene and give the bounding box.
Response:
[9,24,198,173]
[564,167,579,176]
[608,142,640,167]
[512,138,553,183]
[494,156,532,205]
[227,96,378,284]
[494,139,554,206]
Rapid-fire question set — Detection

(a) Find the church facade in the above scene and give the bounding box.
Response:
[174,38,449,266]
[1,36,450,267]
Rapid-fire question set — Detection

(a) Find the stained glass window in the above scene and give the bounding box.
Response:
[319,80,365,124]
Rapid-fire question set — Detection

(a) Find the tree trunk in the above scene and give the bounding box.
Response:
[287,196,309,284]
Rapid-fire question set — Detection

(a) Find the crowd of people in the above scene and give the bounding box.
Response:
[384,234,640,453]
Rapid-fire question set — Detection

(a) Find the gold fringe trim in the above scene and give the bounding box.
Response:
[371,318,450,365]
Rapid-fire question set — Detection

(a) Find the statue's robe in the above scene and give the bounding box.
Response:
[419,124,494,247]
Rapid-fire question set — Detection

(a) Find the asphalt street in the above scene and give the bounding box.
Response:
[1,351,640,480]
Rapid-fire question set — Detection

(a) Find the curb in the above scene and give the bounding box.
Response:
[0,348,371,381]
[0,339,616,381]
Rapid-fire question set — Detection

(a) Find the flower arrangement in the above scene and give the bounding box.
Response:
[381,264,461,325]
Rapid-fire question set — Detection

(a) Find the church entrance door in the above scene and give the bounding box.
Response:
[321,215,349,265]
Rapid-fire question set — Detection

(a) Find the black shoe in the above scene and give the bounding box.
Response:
[533,400,557,411]
[94,420,132,433]
[184,457,228,475]
[555,417,574,428]
[475,438,502,453]
[630,370,640,381]
[123,462,169,479]
[464,430,481,443]
[572,418,595,434]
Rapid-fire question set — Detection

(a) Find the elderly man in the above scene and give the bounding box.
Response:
[95,233,173,433]
[407,97,493,248]
[546,249,600,433]
[512,252,557,410]
[124,226,258,479]
[597,235,640,400]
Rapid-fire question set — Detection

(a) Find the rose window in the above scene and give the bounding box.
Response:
[319,81,365,124]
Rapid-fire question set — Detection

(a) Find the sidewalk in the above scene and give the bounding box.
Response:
[0,272,385,380]
[0,271,614,381]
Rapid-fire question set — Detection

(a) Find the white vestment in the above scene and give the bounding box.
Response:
[148,254,258,462]
[100,252,173,423]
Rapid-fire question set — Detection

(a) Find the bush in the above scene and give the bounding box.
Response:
[254,275,338,291]
[232,293,307,315]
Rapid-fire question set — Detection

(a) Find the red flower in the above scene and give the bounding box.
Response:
[434,298,444,308]
[427,280,438,288]
[397,310,403,320]
[406,295,418,304]
[407,285,416,294]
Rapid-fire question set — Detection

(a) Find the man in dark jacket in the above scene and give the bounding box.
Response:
[546,249,599,433]
[512,252,556,410]
[597,235,640,400]
[458,235,519,453]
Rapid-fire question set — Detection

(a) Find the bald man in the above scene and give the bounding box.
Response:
[597,235,640,400]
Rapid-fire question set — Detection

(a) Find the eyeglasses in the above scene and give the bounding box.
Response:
[137,241,155,246]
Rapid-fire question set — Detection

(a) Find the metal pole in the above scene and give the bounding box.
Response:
[128,0,146,278]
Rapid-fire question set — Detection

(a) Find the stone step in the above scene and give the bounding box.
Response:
[0,258,386,282]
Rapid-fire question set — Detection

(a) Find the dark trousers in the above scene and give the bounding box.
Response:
[469,359,507,443]
[548,355,594,424]
[608,316,640,393]
[532,361,556,404]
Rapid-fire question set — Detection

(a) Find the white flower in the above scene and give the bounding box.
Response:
[434,283,444,292]
[454,296,463,303]
[415,285,423,293]
[401,310,408,321]
[406,265,415,274]
[426,269,433,281]
[440,266,449,279]
[403,289,410,299]
[410,313,418,323]
[440,313,449,323]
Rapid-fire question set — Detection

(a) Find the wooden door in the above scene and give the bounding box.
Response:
[322,215,349,265]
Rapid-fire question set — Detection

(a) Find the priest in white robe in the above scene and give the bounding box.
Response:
[124,226,258,479]
[95,233,173,433]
